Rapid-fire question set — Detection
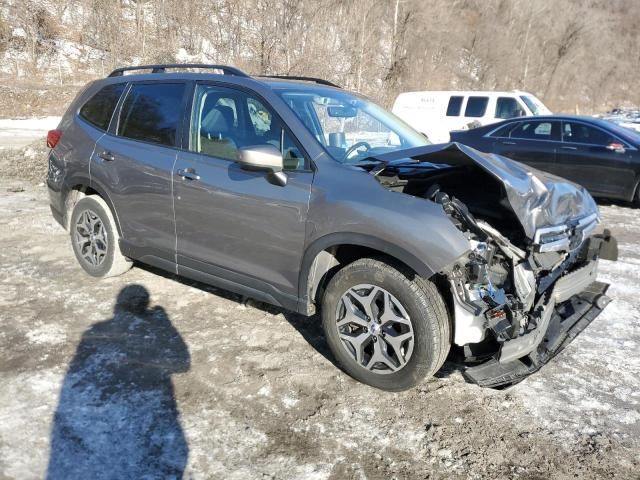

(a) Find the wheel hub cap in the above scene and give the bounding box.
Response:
[335,284,414,375]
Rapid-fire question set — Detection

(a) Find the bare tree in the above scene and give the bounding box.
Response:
[1,0,638,111]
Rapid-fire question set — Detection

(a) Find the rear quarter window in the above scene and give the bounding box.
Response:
[117,83,186,147]
[464,97,489,118]
[79,83,125,131]
[490,123,517,138]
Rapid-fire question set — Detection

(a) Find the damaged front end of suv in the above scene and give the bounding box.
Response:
[369,143,618,388]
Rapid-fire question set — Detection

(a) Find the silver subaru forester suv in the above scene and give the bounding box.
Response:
[46,64,617,391]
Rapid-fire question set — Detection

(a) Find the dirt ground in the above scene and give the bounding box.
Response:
[0,176,638,480]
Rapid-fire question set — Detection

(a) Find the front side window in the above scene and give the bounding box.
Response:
[190,84,306,170]
[464,96,489,118]
[510,120,560,141]
[495,97,525,119]
[562,122,615,146]
[79,83,125,131]
[276,87,429,163]
[117,83,186,147]
[446,96,463,116]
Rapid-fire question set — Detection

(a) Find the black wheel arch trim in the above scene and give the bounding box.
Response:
[62,173,124,237]
[297,232,436,311]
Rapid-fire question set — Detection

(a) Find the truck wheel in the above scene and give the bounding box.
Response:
[321,258,450,391]
[69,196,132,278]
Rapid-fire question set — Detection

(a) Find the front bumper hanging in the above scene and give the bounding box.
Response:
[463,231,617,389]
[463,281,610,388]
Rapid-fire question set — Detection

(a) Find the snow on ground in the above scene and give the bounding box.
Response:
[513,204,640,444]
[0,180,638,479]
[0,117,61,149]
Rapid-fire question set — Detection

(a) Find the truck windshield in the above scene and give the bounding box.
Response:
[519,95,551,116]
[276,87,430,163]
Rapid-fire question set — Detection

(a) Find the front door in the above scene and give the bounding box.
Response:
[173,83,313,302]
[92,81,187,262]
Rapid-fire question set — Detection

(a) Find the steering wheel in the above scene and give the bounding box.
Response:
[342,141,372,161]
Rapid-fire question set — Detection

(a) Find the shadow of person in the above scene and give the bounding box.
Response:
[47,285,190,480]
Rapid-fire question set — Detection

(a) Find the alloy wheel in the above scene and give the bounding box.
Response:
[74,209,108,267]
[335,284,414,374]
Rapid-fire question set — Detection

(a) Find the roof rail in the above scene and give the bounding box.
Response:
[259,75,341,88]
[108,64,249,78]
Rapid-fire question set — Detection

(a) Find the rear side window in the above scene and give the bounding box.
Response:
[464,97,489,117]
[446,96,463,116]
[510,120,560,141]
[495,97,525,119]
[117,83,186,147]
[79,83,125,131]
[562,122,616,146]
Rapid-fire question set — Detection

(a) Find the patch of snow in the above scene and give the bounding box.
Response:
[513,219,640,442]
[0,116,61,149]
[26,324,67,345]
[0,116,61,132]
[282,395,299,408]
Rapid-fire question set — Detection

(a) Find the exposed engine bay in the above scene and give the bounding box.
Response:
[368,143,618,387]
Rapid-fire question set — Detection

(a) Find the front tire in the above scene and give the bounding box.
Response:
[69,196,132,278]
[321,258,450,391]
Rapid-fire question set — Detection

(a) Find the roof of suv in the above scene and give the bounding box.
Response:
[105,63,342,91]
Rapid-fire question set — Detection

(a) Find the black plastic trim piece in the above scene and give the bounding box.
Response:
[177,254,301,313]
[298,232,435,311]
[258,75,341,88]
[108,64,249,78]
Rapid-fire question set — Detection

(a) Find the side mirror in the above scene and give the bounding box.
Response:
[606,142,626,154]
[236,145,287,186]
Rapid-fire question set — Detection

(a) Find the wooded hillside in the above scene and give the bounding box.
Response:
[1,0,638,112]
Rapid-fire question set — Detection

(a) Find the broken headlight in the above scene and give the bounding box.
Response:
[534,225,571,252]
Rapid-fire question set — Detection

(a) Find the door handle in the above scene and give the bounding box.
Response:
[177,168,200,181]
[97,151,115,161]
[561,146,577,150]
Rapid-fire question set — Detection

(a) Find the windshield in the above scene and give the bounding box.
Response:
[519,95,551,116]
[276,87,430,163]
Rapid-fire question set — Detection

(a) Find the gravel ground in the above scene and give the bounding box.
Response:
[0,178,638,480]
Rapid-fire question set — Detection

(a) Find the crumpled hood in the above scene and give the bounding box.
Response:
[369,142,599,239]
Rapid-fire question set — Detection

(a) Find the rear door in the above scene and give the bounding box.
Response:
[492,119,561,175]
[173,82,313,302]
[558,120,636,197]
[92,81,188,263]
[72,82,127,187]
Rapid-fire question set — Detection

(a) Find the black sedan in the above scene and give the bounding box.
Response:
[450,115,640,204]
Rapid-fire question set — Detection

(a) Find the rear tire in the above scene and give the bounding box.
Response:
[69,196,132,278]
[321,258,450,391]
